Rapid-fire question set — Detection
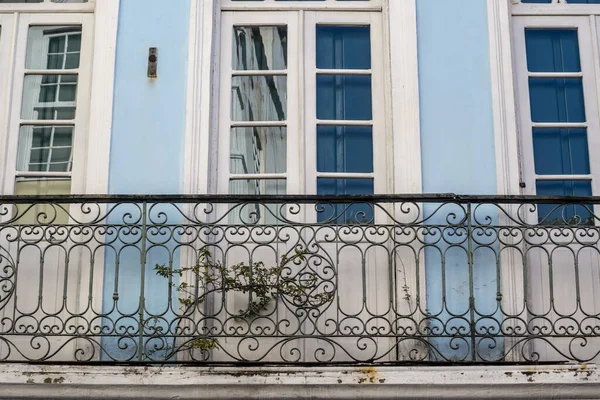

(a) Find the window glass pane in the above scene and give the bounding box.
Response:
[317,75,372,120]
[317,178,374,224]
[317,125,373,173]
[233,26,287,70]
[16,126,73,172]
[529,78,585,122]
[533,128,590,175]
[26,27,82,70]
[316,26,370,70]
[525,29,580,73]
[230,127,287,174]
[13,179,72,225]
[50,148,72,163]
[229,179,286,224]
[230,178,286,196]
[231,75,287,121]
[536,180,594,225]
[21,75,78,120]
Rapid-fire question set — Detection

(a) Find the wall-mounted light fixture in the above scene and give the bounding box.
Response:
[148,47,158,79]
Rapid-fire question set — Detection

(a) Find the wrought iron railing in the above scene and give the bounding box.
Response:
[0,194,600,364]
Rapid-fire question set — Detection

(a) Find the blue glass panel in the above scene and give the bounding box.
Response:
[533,128,590,175]
[536,180,594,225]
[525,29,580,72]
[316,26,370,70]
[529,78,585,122]
[317,125,373,173]
[317,178,374,224]
[317,75,372,120]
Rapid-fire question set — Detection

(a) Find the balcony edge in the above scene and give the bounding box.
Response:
[0,364,598,399]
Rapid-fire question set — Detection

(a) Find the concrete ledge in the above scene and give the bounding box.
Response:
[0,364,599,399]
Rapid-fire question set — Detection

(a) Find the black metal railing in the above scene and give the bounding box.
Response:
[1,194,600,364]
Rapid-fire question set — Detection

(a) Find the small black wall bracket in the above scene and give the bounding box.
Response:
[148,47,158,79]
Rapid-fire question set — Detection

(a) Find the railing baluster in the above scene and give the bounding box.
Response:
[138,200,147,362]
[467,201,476,362]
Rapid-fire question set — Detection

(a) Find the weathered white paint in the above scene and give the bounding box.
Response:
[0,364,598,399]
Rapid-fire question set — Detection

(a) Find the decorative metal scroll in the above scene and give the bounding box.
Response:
[0,194,599,364]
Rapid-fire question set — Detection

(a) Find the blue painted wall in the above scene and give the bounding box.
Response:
[108,0,190,195]
[102,0,191,360]
[417,0,496,195]
[416,0,501,361]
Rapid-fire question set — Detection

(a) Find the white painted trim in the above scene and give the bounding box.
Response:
[388,0,421,195]
[0,14,15,195]
[0,2,95,14]
[85,0,119,194]
[0,364,598,399]
[220,0,382,12]
[489,0,521,197]
[488,0,524,362]
[184,0,216,196]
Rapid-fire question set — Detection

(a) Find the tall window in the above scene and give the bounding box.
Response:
[216,0,387,222]
[0,0,94,199]
[512,0,600,223]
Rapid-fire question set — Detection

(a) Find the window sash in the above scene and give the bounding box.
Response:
[304,11,386,199]
[218,11,300,196]
[0,12,94,195]
[512,16,600,212]
[217,10,386,199]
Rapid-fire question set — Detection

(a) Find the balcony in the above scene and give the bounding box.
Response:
[0,194,599,365]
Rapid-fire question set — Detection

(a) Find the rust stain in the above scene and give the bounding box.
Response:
[359,366,378,384]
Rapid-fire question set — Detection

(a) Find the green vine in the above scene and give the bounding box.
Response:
[152,247,334,355]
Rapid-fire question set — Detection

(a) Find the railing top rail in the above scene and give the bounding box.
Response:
[0,193,599,204]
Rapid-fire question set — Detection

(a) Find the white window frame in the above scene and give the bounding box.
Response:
[490,0,600,362]
[217,11,300,196]
[303,11,387,200]
[0,0,119,196]
[512,16,600,198]
[184,0,422,197]
[5,13,93,196]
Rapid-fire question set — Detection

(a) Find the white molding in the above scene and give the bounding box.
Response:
[0,2,95,14]
[487,0,523,362]
[388,0,422,195]
[184,0,216,195]
[488,0,521,197]
[0,364,599,399]
[0,14,16,195]
[85,0,120,194]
